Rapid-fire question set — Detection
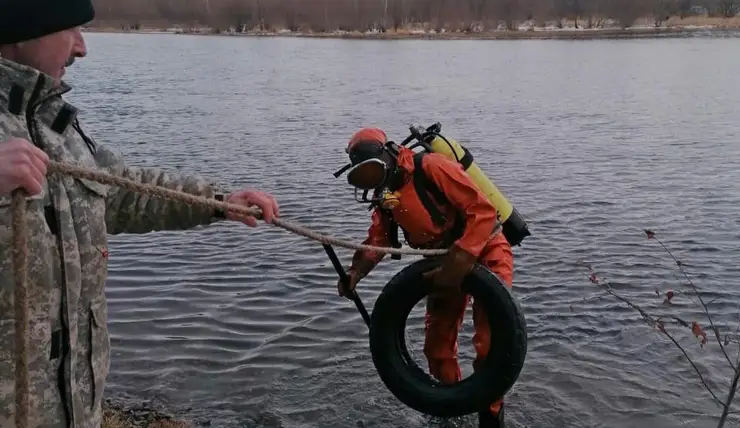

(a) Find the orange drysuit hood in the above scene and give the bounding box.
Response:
[334,127,404,204]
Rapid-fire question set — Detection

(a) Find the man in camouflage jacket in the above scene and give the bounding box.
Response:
[0,1,281,426]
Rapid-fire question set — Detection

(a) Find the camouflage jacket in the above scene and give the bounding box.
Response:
[0,57,224,427]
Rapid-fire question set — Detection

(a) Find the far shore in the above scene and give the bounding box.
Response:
[82,16,740,41]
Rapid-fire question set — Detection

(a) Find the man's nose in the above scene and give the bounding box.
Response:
[72,28,87,57]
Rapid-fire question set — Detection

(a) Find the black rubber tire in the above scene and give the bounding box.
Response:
[368,257,527,418]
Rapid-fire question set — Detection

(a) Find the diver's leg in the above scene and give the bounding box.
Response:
[473,239,514,428]
[423,292,469,384]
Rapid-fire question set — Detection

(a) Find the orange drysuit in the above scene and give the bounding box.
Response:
[349,145,514,416]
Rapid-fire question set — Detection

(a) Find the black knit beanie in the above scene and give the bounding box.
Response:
[0,0,95,45]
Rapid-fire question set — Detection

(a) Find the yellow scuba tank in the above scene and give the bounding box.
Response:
[400,122,531,247]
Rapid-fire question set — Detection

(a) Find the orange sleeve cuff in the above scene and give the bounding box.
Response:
[353,208,392,266]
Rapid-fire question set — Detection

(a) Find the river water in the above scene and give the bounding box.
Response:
[64,32,740,428]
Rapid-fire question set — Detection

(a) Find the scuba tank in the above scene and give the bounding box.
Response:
[400,122,531,247]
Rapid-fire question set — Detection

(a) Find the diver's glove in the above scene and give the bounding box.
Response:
[337,271,361,299]
[338,256,377,299]
[422,244,478,298]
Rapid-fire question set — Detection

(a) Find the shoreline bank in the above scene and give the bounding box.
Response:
[102,399,192,428]
[82,25,740,41]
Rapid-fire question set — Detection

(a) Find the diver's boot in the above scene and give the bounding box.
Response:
[478,404,505,428]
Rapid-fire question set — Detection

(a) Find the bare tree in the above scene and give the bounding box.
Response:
[582,229,740,428]
[699,0,738,16]
[599,0,647,27]
[717,0,739,16]
[208,0,257,32]
[553,0,584,28]
[581,0,610,28]
[489,0,522,30]
[676,0,694,17]
[651,0,679,26]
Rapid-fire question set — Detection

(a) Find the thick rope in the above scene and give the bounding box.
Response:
[11,190,29,428]
[47,160,482,256]
[11,159,503,422]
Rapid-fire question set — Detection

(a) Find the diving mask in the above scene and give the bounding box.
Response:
[346,161,402,208]
[334,132,401,206]
[346,157,390,190]
[343,141,396,205]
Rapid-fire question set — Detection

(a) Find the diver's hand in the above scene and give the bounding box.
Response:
[337,269,361,299]
[422,245,478,299]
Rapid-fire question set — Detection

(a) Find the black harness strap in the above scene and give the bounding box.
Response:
[459,146,475,170]
[412,152,468,245]
[412,153,447,228]
[383,151,473,259]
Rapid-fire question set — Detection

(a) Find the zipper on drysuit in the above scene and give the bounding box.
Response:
[23,74,75,427]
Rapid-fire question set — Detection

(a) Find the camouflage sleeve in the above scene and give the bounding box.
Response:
[92,144,228,235]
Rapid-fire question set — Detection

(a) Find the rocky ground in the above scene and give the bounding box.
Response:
[102,399,193,428]
[101,399,289,428]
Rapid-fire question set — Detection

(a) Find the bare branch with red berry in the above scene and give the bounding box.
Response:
[581,229,740,428]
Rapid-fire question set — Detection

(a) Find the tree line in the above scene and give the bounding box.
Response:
[90,0,739,33]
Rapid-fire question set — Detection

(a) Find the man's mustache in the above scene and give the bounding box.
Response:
[65,57,75,67]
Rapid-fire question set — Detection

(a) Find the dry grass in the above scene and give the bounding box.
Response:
[666,15,740,28]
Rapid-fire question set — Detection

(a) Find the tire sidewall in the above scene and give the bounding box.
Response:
[368,257,527,417]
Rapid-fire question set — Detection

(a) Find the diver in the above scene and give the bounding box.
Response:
[335,127,514,428]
